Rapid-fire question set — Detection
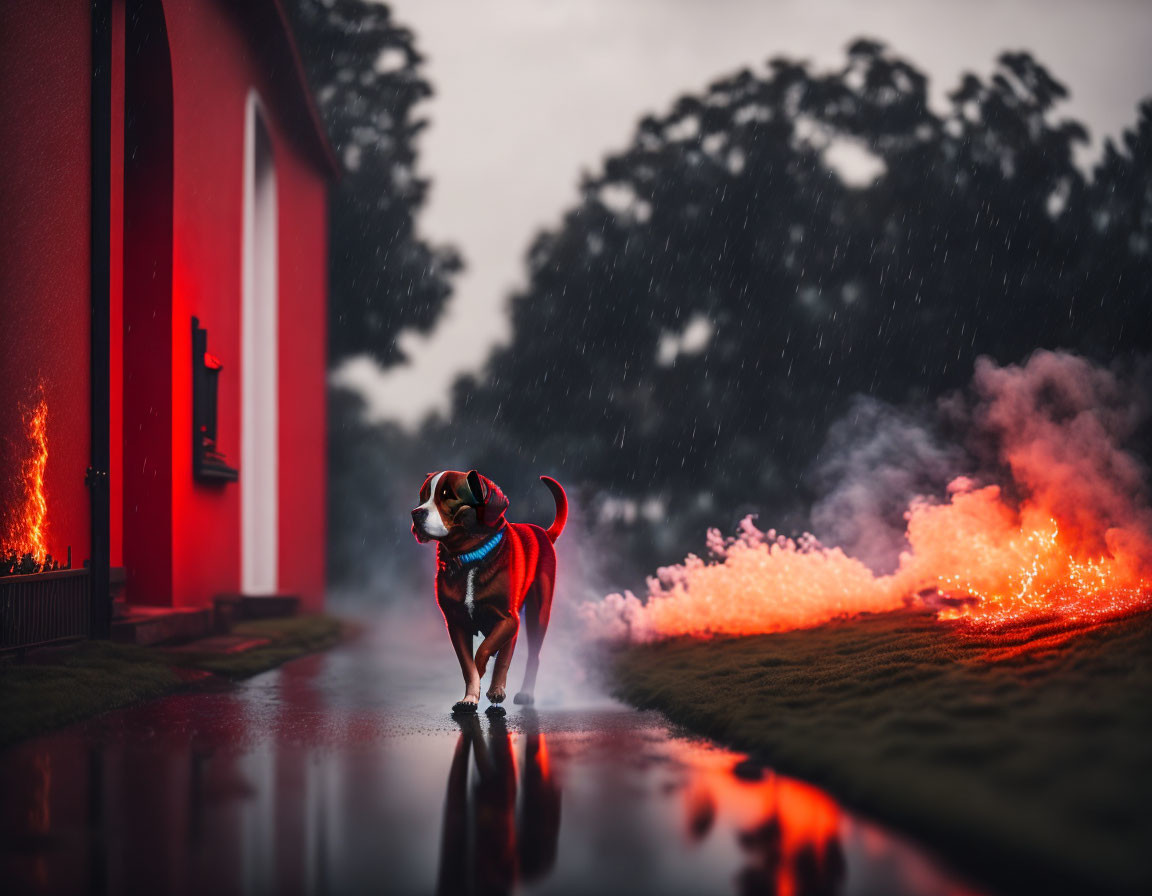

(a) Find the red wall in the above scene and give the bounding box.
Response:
[0,1,93,570]
[273,124,329,612]
[122,0,176,606]
[117,0,328,610]
[110,1,126,570]
[1,0,328,609]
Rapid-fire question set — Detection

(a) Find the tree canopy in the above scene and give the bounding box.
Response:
[302,28,1150,589]
[443,42,1151,574]
[289,0,461,367]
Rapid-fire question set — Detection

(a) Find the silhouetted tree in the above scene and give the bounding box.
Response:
[288,0,461,367]
[288,1,463,588]
[1078,99,1152,357]
[311,31,1149,590]
[442,41,1149,577]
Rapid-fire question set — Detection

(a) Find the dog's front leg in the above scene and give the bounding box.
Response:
[486,632,517,703]
[446,619,482,708]
[474,617,519,684]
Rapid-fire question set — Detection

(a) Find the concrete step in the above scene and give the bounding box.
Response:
[213,593,299,631]
[111,607,214,646]
[163,634,272,655]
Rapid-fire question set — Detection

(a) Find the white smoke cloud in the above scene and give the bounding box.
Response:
[809,396,966,574]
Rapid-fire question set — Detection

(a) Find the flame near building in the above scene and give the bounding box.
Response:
[3,395,50,565]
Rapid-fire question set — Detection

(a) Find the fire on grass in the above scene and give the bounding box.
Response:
[583,352,1152,641]
[2,395,65,576]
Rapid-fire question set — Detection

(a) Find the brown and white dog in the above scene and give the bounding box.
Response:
[411,470,567,713]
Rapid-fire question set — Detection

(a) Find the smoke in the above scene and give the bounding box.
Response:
[529,498,637,707]
[809,397,965,575]
[330,453,624,708]
[583,351,1152,641]
[963,352,1152,559]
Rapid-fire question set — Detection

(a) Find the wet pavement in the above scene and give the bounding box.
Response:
[1,613,989,896]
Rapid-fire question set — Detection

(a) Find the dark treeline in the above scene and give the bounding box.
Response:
[446,41,1150,586]
[289,0,462,593]
[292,2,1151,592]
[288,0,461,369]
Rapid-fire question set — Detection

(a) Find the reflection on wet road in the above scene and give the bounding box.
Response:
[437,712,560,896]
[0,616,986,895]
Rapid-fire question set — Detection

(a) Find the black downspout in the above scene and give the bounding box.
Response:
[89,0,112,639]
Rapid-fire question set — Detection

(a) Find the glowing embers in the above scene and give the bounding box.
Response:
[586,483,1152,642]
[2,395,59,574]
[910,485,1151,627]
[585,352,1152,641]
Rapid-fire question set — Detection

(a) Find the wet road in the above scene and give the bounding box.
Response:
[1,614,988,896]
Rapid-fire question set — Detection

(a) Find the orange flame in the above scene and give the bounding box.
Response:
[583,353,1152,641]
[583,484,1152,641]
[907,484,1150,627]
[5,397,50,563]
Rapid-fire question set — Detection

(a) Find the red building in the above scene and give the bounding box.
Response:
[1,0,335,639]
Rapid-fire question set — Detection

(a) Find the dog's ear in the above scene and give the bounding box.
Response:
[466,470,509,527]
[418,473,435,503]
[461,470,487,506]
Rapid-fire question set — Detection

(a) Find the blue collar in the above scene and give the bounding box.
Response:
[453,529,505,568]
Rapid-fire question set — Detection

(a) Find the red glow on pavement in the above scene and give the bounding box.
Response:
[671,741,984,896]
[770,778,841,896]
[535,732,551,781]
[673,744,843,896]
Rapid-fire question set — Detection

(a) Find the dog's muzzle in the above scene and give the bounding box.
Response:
[411,507,431,543]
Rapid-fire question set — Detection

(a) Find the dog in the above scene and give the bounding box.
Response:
[411,470,567,713]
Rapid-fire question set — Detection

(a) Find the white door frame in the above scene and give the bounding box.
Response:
[241,91,278,595]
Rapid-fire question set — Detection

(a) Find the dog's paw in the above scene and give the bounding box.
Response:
[452,700,478,715]
[512,691,535,706]
[485,704,507,717]
[486,685,506,704]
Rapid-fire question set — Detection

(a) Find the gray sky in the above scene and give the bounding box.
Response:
[335,0,1152,427]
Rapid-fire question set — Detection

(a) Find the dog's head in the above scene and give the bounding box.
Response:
[411,470,509,543]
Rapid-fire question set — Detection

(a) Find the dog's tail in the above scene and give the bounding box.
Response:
[540,476,568,543]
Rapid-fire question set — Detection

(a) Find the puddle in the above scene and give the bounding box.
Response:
[0,626,987,896]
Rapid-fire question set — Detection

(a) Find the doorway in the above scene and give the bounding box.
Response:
[242,94,278,595]
[122,0,173,604]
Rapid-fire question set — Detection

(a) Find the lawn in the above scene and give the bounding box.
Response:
[0,614,343,749]
[611,608,1152,896]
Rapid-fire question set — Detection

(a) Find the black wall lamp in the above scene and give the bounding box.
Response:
[192,317,239,483]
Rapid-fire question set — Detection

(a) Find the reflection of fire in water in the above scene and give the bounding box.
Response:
[679,745,843,896]
[3,396,49,565]
[674,741,982,896]
[585,352,1152,640]
[737,777,843,896]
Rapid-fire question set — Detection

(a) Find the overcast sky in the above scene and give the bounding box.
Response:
[335,0,1152,427]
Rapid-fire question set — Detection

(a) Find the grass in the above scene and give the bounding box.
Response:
[0,614,343,750]
[173,615,345,678]
[611,608,1152,896]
